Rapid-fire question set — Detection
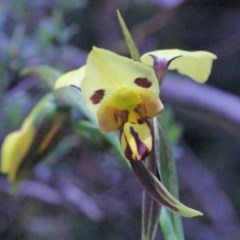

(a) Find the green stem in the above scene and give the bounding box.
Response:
[141,128,161,240]
[158,117,184,240]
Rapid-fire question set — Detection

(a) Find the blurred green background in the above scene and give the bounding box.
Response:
[0,0,240,239]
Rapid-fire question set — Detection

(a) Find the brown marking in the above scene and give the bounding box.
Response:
[124,135,134,161]
[130,126,150,161]
[90,89,105,104]
[134,77,152,88]
[114,110,128,126]
[134,104,147,118]
[137,119,144,124]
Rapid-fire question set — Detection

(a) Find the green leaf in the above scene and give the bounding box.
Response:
[159,208,178,240]
[153,116,180,239]
[73,120,99,140]
[157,116,184,239]
[160,109,183,145]
[116,10,141,62]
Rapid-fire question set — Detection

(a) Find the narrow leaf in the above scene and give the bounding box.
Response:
[116,10,141,61]
[142,153,161,240]
[157,117,185,239]
[159,208,178,240]
[153,117,181,239]
[158,117,179,197]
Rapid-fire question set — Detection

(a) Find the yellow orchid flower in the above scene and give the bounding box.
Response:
[1,95,68,184]
[56,47,164,161]
[53,46,216,217]
[55,67,85,90]
[55,47,216,161]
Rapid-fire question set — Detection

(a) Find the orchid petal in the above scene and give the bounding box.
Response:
[96,88,163,132]
[141,49,217,83]
[81,47,159,112]
[120,121,152,161]
[1,118,35,182]
[130,160,203,217]
[55,66,85,90]
[1,95,68,183]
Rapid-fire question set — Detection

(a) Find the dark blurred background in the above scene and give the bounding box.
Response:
[0,0,240,239]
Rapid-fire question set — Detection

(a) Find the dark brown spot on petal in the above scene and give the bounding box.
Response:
[134,104,147,118]
[90,89,105,104]
[114,110,128,126]
[134,77,152,88]
[137,119,144,124]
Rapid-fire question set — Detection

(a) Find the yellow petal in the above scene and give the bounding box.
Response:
[0,95,65,183]
[54,66,85,89]
[120,121,152,161]
[141,49,217,83]
[97,104,128,132]
[136,88,164,118]
[0,97,51,180]
[1,119,35,182]
[81,47,159,112]
[96,87,163,132]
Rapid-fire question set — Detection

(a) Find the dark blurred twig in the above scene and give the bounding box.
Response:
[162,74,240,140]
